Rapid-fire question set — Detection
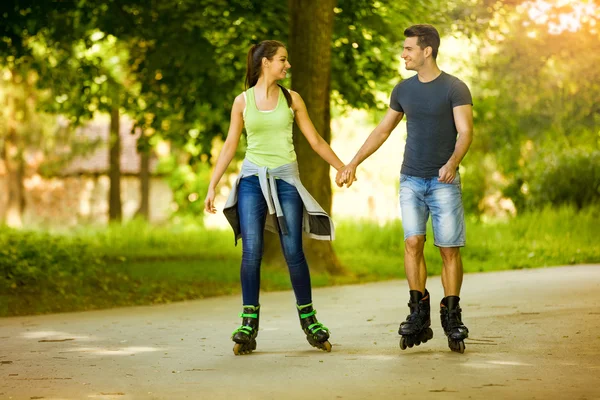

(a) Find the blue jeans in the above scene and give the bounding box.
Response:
[237,175,312,306]
[399,173,466,247]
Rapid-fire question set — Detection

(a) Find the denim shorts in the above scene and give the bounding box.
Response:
[399,172,466,247]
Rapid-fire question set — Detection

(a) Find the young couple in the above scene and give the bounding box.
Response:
[204,24,473,355]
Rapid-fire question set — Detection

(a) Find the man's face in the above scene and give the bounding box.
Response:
[401,36,425,71]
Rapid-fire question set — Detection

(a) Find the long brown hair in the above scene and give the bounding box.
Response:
[245,40,292,107]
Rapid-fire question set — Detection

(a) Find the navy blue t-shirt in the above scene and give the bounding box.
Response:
[389,71,472,178]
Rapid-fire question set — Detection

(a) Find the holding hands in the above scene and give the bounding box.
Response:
[335,163,358,188]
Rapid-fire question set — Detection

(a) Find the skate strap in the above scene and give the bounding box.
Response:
[232,325,254,335]
[239,312,258,318]
[299,310,316,319]
[307,322,329,334]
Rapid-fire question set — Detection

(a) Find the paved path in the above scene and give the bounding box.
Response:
[1,265,599,400]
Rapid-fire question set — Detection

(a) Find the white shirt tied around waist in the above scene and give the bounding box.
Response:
[223,159,335,245]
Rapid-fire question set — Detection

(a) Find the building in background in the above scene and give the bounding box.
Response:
[0,116,173,227]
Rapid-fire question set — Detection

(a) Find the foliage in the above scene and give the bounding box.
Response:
[156,155,213,220]
[467,1,600,211]
[331,0,453,110]
[0,227,108,294]
[507,148,600,210]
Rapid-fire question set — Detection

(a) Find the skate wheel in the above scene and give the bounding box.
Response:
[399,336,407,350]
[425,328,434,340]
[421,329,433,344]
[322,341,332,352]
[233,342,255,355]
[449,340,465,354]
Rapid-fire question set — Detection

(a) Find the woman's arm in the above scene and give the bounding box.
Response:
[204,94,245,213]
[291,91,345,171]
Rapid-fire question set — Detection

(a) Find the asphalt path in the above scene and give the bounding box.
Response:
[1,265,599,399]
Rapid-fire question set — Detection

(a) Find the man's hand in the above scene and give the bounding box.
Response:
[438,161,458,183]
[204,187,217,213]
[336,163,358,188]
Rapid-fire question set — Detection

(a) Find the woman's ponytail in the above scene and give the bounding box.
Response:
[245,44,260,90]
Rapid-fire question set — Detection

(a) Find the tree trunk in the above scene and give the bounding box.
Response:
[135,143,150,220]
[2,71,25,227]
[262,0,345,275]
[108,106,122,222]
[2,136,25,228]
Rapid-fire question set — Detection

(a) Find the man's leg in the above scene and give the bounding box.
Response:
[428,173,469,352]
[399,174,429,293]
[439,247,463,296]
[427,173,466,295]
[405,235,427,293]
[398,175,434,349]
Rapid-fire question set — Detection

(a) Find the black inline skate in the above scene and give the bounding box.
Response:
[398,289,434,350]
[440,296,469,353]
[231,305,260,355]
[297,303,332,352]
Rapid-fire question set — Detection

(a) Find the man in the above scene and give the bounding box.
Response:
[336,24,473,353]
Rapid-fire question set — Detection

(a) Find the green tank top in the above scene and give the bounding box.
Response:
[244,86,296,169]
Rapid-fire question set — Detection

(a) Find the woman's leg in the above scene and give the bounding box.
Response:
[237,176,268,306]
[275,179,331,352]
[275,179,312,305]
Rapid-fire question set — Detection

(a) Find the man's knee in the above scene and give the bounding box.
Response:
[439,246,461,262]
[405,235,426,255]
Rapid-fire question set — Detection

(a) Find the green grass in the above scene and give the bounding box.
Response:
[2,206,599,317]
[69,219,240,260]
[335,205,600,280]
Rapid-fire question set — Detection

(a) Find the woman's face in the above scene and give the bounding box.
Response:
[264,46,291,80]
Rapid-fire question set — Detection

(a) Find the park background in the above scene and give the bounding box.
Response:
[0,0,599,317]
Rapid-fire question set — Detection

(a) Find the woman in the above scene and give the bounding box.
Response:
[204,40,345,355]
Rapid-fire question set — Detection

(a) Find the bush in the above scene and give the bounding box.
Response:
[461,155,490,215]
[0,228,106,294]
[156,155,211,220]
[526,149,600,209]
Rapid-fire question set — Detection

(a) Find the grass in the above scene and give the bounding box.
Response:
[2,206,599,317]
[336,205,600,279]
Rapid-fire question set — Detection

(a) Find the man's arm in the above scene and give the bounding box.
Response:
[438,104,473,183]
[336,108,404,187]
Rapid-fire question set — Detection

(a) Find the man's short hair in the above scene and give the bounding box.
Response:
[404,24,440,59]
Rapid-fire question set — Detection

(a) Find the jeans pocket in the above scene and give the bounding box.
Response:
[451,172,461,185]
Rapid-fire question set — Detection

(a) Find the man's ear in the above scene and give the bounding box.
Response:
[424,46,432,58]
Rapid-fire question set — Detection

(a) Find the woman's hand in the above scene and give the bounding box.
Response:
[336,163,358,188]
[204,187,217,214]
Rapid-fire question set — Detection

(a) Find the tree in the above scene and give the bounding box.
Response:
[467,1,600,210]
[0,1,139,224]
[282,0,342,273]
[0,1,77,226]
